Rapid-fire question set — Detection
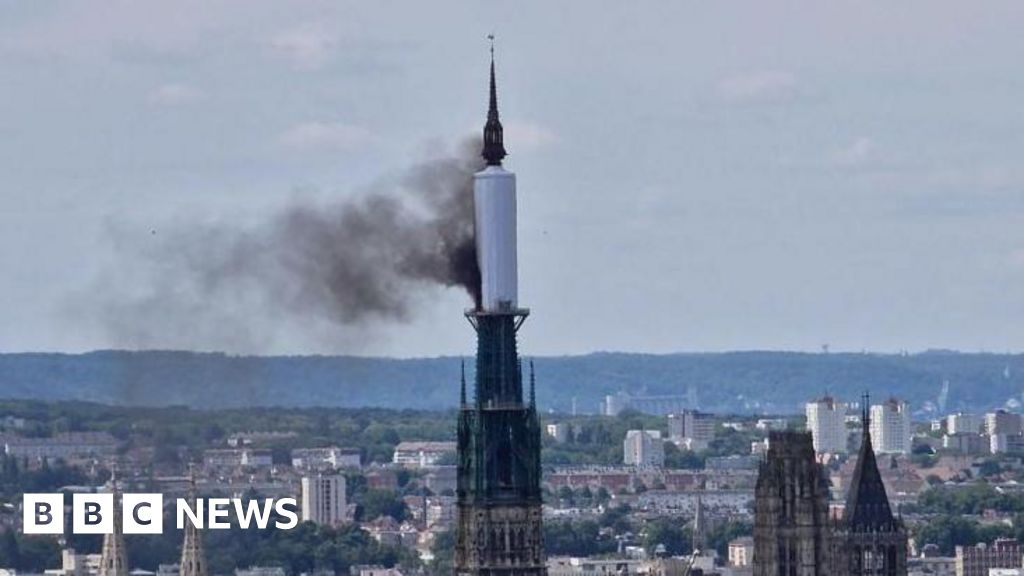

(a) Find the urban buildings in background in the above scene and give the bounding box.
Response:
[623,430,665,467]
[668,410,716,451]
[871,398,913,455]
[603,386,698,416]
[301,474,348,526]
[955,539,1022,576]
[12,383,1024,576]
[392,442,456,468]
[806,396,849,455]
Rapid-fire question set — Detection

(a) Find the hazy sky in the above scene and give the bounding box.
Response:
[2,1,1024,357]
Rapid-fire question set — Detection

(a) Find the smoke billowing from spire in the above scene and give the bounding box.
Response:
[84,138,483,352]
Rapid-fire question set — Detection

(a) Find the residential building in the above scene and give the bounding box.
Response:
[548,557,643,576]
[3,432,117,460]
[909,556,956,576]
[202,449,273,470]
[751,439,769,456]
[706,455,760,470]
[425,496,456,529]
[986,411,1023,437]
[871,399,912,455]
[546,423,570,443]
[422,466,456,494]
[806,396,848,454]
[668,410,716,450]
[45,548,103,576]
[991,434,1024,455]
[623,430,665,468]
[291,447,361,471]
[235,568,285,576]
[943,433,987,456]
[392,441,455,468]
[946,413,983,435]
[301,474,347,526]
[226,431,297,447]
[954,539,1022,576]
[756,418,789,431]
[729,537,755,568]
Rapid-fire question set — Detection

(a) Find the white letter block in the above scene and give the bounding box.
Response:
[24,493,64,535]
[124,493,163,534]
[73,493,113,534]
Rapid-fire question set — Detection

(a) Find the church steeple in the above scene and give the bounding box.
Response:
[692,494,706,553]
[180,465,208,576]
[99,467,128,576]
[844,392,897,531]
[457,43,544,576]
[482,35,507,166]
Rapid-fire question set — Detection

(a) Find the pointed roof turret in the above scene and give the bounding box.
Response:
[482,35,507,166]
[845,392,898,531]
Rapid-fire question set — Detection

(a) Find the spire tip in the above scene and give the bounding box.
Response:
[482,35,506,166]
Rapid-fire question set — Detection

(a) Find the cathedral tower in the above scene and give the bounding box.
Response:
[454,41,546,576]
[753,431,832,576]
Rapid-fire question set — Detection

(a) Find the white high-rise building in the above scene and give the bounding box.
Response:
[623,430,664,467]
[871,398,912,455]
[301,474,347,526]
[805,396,848,454]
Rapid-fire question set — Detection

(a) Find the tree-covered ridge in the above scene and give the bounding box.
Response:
[2,350,1023,413]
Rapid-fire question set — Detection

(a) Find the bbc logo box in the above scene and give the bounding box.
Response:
[24,493,163,535]
[23,494,64,534]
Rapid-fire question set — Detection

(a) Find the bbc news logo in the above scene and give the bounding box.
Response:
[24,494,299,534]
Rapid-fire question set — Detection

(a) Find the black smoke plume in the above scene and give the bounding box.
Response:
[86,138,483,353]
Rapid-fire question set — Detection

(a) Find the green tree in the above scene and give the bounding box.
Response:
[0,531,21,569]
[356,489,408,522]
[427,530,454,576]
[643,517,691,557]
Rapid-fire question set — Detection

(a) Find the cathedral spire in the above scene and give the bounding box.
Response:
[844,390,897,531]
[482,35,507,166]
[99,467,128,576]
[180,465,208,576]
[692,494,706,553]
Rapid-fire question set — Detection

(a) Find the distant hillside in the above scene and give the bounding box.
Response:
[1,350,1022,416]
